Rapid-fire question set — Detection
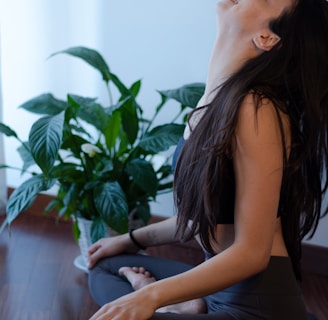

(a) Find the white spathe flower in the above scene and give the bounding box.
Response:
[81,143,102,158]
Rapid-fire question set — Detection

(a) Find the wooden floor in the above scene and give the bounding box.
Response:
[0,215,99,320]
[0,213,327,320]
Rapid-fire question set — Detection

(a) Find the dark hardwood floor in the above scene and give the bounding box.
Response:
[0,214,99,320]
[0,212,327,320]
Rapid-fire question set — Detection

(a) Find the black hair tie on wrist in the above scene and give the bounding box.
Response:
[129,229,147,250]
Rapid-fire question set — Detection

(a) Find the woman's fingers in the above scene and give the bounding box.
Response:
[87,241,103,269]
[88,241,101,255]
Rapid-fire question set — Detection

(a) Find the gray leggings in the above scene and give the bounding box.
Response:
[88,254,307,320]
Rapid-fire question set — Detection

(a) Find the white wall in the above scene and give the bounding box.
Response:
[303,213,328,247]
[0,0,327,247]
[0,31,7,213]
[0,0,215,216]
[303,190,328,247]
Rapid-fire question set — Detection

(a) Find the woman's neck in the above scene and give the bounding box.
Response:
[185,33,260,140]
[201,33,257,105]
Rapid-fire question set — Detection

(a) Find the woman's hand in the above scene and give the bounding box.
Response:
[89,290,156,320]
[88,234,138,269]
[88,217,178,269]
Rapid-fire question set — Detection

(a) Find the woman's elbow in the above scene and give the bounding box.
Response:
[236,244,272,275]
[255,253,271,273]
[256,244,276,273]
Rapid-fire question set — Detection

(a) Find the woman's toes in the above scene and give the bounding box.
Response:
[118,266,131,276]
[144,270,152,277]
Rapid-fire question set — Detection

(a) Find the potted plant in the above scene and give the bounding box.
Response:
[0,47,205,251]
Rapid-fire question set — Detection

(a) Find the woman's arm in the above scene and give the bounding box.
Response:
[89,94,289,319]
[88,216,178,268]
[130,215,179,248]
[139,94,289,307]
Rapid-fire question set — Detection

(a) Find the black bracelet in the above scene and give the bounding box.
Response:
[129,229,147,250]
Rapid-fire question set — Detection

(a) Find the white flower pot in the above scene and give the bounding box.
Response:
[74,217,118,273]
[73,215,146,273]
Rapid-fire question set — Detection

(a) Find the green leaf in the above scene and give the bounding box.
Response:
[158,181,173,191]
[68,94,109,132]
[109,72,130,95]
[29,112,65,175]
[50,46,111,83]
[93,157,114,175]
[0,123,18,138]
[94,182,129,234]
[129,80,142,98]
[159,83,205,108]
[78,101,109,132]
[90,218,108,243]
[50,163,82,181]
[44,198,59,214]
[19,93,67,115]
[134,204,151,225]
[61,132,89,157]
[138,124,185,153]
[68,94,97,106]
[157,164,174,180]
[72,219,81,242]
[121,99,139,145]
[117,132,129,156]
[104,110,121,149]
[105,96,131,115]
[5,175,56,227]
[17,143,35,172]
[125,159,158,197]
[53,183,81,219]
[61,183,78,207]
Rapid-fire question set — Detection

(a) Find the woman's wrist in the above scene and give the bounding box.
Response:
[120,232,139,253]
[129,229,147,250]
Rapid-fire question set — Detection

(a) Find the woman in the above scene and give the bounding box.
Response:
[88,0,328,319]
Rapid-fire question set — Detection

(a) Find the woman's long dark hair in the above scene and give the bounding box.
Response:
[174,0,328,280]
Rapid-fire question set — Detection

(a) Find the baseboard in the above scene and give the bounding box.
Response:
[5,187,328,275]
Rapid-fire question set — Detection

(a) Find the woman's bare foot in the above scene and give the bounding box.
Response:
[157,299,207,314]
[119,266,156,290]
[119,266,206,314]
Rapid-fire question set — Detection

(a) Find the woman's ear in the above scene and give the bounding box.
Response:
[253,30,281,51]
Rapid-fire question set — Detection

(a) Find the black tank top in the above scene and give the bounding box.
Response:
[173,137,284,223]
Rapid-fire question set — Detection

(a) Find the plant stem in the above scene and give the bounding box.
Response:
[0,165,35,175]
[144,99,166,134]
[170,107,185,124]
[107,82,113,106]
